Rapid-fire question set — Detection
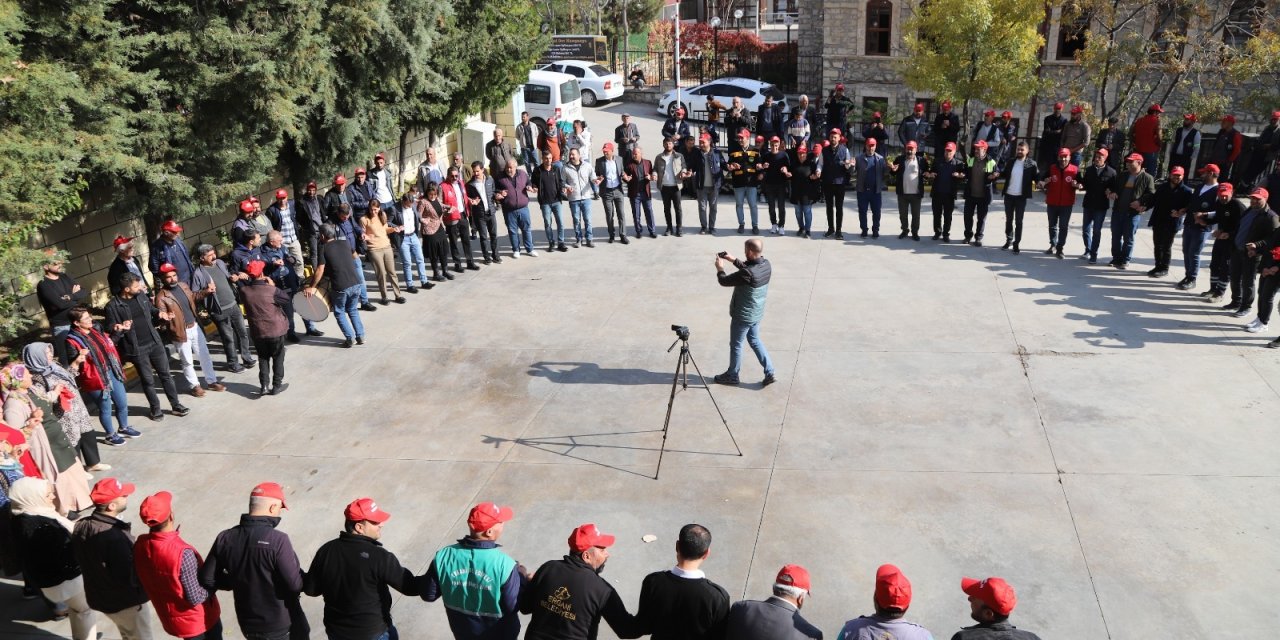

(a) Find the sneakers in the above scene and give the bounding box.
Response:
[1002,241,1012,250]
[770,224,779,234]
[738,224,745,234]
[556,243,568,252]
[356,336,365,345]
[120,427,142,438]
[762,373,777,386]
[510,251,520,259]
[525,250,538,257]
[1231,308,1251,318]
[901,231,910,239]
[1269,337,1280,349]
[1176,278,1197,290]
[104,435,127,446]
[171,405,190,417]
[713,373,740,386]
[1246,319,1269,333]
[751,226,759,235]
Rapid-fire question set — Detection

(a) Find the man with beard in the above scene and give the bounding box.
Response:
[1146,166,1194,278]
[520,524,643,640]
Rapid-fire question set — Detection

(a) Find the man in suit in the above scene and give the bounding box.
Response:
[485,128,517,179]
[853,138,887,239]
[689,135,724,235]
[999,141,1038,253]
[723,565,821,640]
[594,142,630,243]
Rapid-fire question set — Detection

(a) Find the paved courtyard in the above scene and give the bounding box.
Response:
[4,102,1280,639]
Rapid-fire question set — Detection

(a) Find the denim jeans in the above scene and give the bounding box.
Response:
[399,234,429,286]
[568,199,593,242]
[330,283,365,340]
[857,190,883,233]
[84,370,129,437]
[51,324,71,365]
[795,202,813,233]
[728,317,774,378]
[1111,212,1142,264]
[1081,207,1108,258]
[352,256,369,304]
[540,201,565,244]
[505,206,535,253]
[1046,205,1073,248]
[631,195,655,235]
[733,186,759,227]
[1182,223,1210,279]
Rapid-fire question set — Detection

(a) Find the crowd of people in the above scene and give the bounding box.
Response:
[1,476,1042,640]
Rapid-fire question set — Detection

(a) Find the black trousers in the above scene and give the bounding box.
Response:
[304,234,320,268]
[1259,275,1280,324]
[211,307,253,365]
[254,336,286,389]
[660,185,683,230]
[130,342,181,411]
[78,434,101,468]
[447,219,475,266]
[474,215,500,260]
[764,183,788,226]
[1229,250,1260,308]
[1151,223,1179,271]
[963,197,991,240]
[1003,194,1027,244]
[932,194,955,235]
[1209,238,1234,294]
[824,183,846,231]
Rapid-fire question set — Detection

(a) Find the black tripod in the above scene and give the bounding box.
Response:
[655,330,743,480]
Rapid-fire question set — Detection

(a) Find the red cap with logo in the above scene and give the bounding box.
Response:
[467,502,514,532]
[158,262,177,274]
[1184,113,1197,122]
[334,174,347,186]
[941,100,952,110]
[1251,187,1270,201]
[973,139,988,149]
[906,141,917,150]
[1070,105,1083,114]
[914,103,924,112]
[962,577,1017,616]
[1095,148,1109,159]
[1126,152,1145,163]
[306,181,318,190]
[796,144,809,154]
[829,128,842,137]
[1219,182,1234,196]
[161,220,183,234]
[835,83,845,91]
[344,497,391,523]
[251,482,287,508]
[771,135,782,143]
[354,167,367,175]
[983,109,996,117]
[866,138,878,147]
[239,200,255,214]
[1198,163,1220,175]
[755,135,765,144]
[1222,114,1237,124]
[944,142,957,151]
[244,260,265,278]
[275,189,288,200]
[874,564,912,611]
[1169,166,1185,176]
[775,564,811,592]
[1001,110,1012,118]
[1149,104,1164,113]
[1054,101,1064,110]
[112,235,133,249]
[737,128,751,138]
[90,478,135,505]
[139,491,173,527]
[568,523,615,552]
[1058,147,1071,157]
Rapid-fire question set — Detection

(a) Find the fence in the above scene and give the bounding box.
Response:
[616,48,807,94]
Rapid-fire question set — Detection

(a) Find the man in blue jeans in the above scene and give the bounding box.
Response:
[305,224,366,348]
[714,238,776,387]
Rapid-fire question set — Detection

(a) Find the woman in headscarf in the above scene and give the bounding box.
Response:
[22,342,106,473]
[0,435,30,595]
[1,363,92,514]
[9,477,98,639]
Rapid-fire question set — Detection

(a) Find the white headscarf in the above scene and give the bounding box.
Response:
[8,477,74,531]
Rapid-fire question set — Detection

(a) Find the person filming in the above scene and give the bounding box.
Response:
[713,239,776,387]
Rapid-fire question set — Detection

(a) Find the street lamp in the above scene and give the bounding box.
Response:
[784,14,793,86]
[733,8,744,28]
[709,16,721,68]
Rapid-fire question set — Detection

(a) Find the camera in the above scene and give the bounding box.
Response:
[671,324,690,340]
[717,251,729,259]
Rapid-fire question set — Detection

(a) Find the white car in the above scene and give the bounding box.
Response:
[539,60,625,107]
[656,78,788,123]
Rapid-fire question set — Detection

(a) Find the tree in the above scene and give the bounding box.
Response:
[901,0,1046,145]
[539,0,662,66]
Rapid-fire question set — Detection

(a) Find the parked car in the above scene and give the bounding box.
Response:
[656,78,788,125]
[523,69,584,130]
[538,60,625,107]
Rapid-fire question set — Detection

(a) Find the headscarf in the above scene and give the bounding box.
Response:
[0,363,28,402]
[22,343,77,388]
[8,477,73,531]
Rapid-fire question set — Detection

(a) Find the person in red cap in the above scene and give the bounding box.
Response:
[853,135,886,239]
[1061,105,1091,166]
[1078,148,1118,263]
[422,502,526,640]
[835,564,932,640]
[624,145,658,238]
[200,482,307,640]
[726,128,763,234]
[825,84,854,137]
[149,219,195,287]
[898,102,931,151]
[323,173,351,222]
[1245,187,1280,341]
[1130,105,1164,172]
[1208,114,1245,183]
[934,99,960,153]
[1169,113,1202,177]
[1145,164,1194,278]
[1106,153,1156,268]
[153,262,224,398]
[108,234,150,296]
[304,497,420,640]
[1251,109,1280,185]
[955,576,1041,639]
[1220,186,1279,321]
[723,564,820,640]
[785,142,821,237]
[265,188,305,279]
[295,181,326,270]
[238,259,291,395]
[520,523,643,640]
[1038,146,1079,257]
[760,135,791,235]
[998,140,1038,253]
[1038,101,1066,168]
[1193,179,1246,301]
[104,272,189,420]
[71,477,155,640]
[1179,164,1223,290]
[925,141,964,241]
[961,139,998,245]
[595,140,632,242]
[1095,116,1126,173]
[888,140,930,240]
[862,111,889,150]
[995,111,1017,165]
[972,110,1004,163]
[822,128,855,238]
[636,524,730,640]
[134,491,224,640]
[232,198,273,247]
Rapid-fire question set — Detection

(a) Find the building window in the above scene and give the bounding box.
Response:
[1056,10,1089,60]
[1224,0,1264,48]
[866,1,893,56]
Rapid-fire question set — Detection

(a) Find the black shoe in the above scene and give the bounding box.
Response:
[257,386,269,397]
[356,336,365,345]
[713,373,740,386]
[762,373,777,386]
[1231,308,1251,318]
[1012,245,1020,254]
[229,364,245,374]
[609,235,616,243]
[377,299,389,306]
[825,230,835,238]
[342,338,354,348]
[242,359,256,369]
[1176,278,1196,290]
[467,263,481,270]
[860,230,868,238]
[648,231,657,239]
[148,409,164,421]
[1044,246,1054,254]
[738,225,745,234]
[674,231,682,237]
[1147,268,1160,277]
[932,233,941,240]
[360,303,377,312]
[586,241,595,247]
[1055,247,1064,259]
[752,227,759,235]
[270,383,288,395]
[1152,269,1167,277]
[406,286,419,293]
[286,333,301,344]
[306,328,325,337]
[620,236,630,244]
[972,239,981,247]
[493,257,503,263]
[1222,302,1240,311]
[422,281,435,289]
[663,228,671,236]
[453,265,465,273]
[872,231,880,239]
[943,234,951,242]
[443,272,455,280]
[1268,338,1280,349]
[1115,262,1128,270]
[394,297,407,304]
[913,234,920,241]
[171,405,190,417]
[482,258,491,265]
[900,231,909,239]
[557,243,568,252]
[1002,241,1012,250]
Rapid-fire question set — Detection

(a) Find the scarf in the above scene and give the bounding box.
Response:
[8,477,74,531]
[21,343,83,444]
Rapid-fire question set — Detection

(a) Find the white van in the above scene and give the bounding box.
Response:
[523,70,584,130]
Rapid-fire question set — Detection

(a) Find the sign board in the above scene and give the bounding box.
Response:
[540,35,608,65]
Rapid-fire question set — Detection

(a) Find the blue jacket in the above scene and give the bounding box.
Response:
[348,179,374,215]
[148,237,195,286]
[688,149,724,192]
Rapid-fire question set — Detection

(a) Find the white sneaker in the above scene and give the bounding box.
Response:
[778,227,786,236]
[1245,319,1268,333]
[770,224,778,234]
[526,250,538,257]
[510,251,520,259]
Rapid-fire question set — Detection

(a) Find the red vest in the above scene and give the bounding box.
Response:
[1044,162,1080,207]
[134,530,221,638]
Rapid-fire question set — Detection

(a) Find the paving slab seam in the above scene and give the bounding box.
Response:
[996,275,1114,639]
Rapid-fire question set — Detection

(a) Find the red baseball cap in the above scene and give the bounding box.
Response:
[906,141,917,150]
[1198,163,1220,175]
[775,564,811,592]
[944,142,957,151]
[983,109,996,117]
[755,135,765,143]
[829,128,842,137]
[161,220,183,234]
[1149,104,1164,113]
[354,167,367,175]
[872,112,882,119]
[866,138,877,147]
[112,235,133,249]
[239,200,255,213]
[1184,113,1197,121]
[1251,187,1270,201]
[139,491,173,527]
[962,577,1017,616]
[249,196,260,204]
[941,100,952,109]
[244,260,265,277]
[602,142,615,151]
[375,152,386,160]
[90,478,135,505]
[1095,148,1109,159]
[675,108,685,116]
[158,262,177,274]
[251,482,287,508]
[1070,105,1083,114]
[1169,166,1185,176]
[467,502,514,532]
[835,83,845,91]
[914,103,924,112]
[1001,110,1012,118]
[1222,114,1236,124]
[874,564,912,611]
[737,128,751,138]
[770,135,782,143]
[796,144,809,154]
[1125,152,1144,163]
[973,139,988,149]
[568,523,615,552]
[306,181,318,190]
[334,174,347,186]
[275,188,288,200]
[344,497,391,524]
[1219,183,1235,196]
[1058,147,1070,157]
[1272,110,1280,119]
[1053,101,1064,110]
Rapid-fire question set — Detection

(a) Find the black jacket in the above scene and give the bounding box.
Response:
[107,256,149,296]
[1205,197,1248,237]
[11,513,81,589]
[755,103,783,135]
[999,157,1039,197]
[303,531,420,640]
[890,154,931,195]
[1235,205,1280,253]
[71,511,149,614]
[296,195,325,240]
[636,570,730,640]
[466,177,497,217]
[200,514,307,636]
[950,620,1043,640]
[520,554,644,640]
[1147,181,1194,229]
[1080,163,1118,210]
[104,294,163,358]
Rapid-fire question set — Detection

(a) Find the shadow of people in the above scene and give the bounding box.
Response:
[527,361,685,385]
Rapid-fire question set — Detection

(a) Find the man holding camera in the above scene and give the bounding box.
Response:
[713,239,776,387]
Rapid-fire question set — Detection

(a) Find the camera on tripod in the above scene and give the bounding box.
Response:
[671,324,690,341]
